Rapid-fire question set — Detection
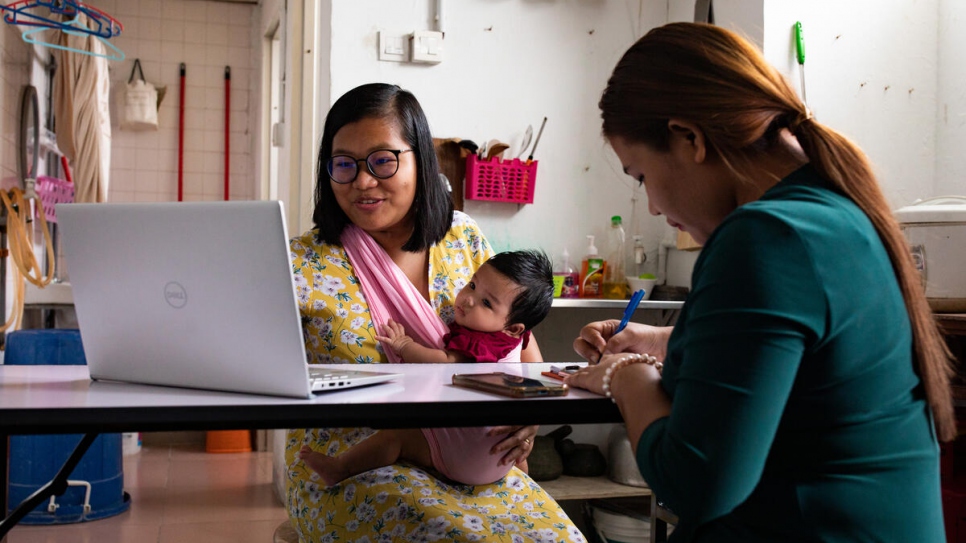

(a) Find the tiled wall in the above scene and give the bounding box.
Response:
[93,0,256,202]
[0,24,31,184]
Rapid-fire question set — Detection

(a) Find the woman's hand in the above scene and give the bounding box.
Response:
[573,321,673,364]
[487,425,539,467]
[565,354,671,451]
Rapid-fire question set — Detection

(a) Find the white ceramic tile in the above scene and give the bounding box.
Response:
[183,150,204,174]
[203,173,221,196]
[183,172,203,195]
[135,169,159,192]
[157,171,178,194]
[227,28,249,48]
[138,0,162,19]
[138,40,162,63]
[184,129,204,151]
[160,20,185,44]
[204,87,222,110]
[159,62,183,86]
[205,24,228,47]
[161,41,184,63]
[114,0,139,17]
[229,89,248,111]
[137,16,162,41]
[161,0,186,22]
[184,2,206,23]
[203,152,222,174]
[108,190,135,202]
[227,46,249,69]
[112,149,137,170]
[228,6,253,27]
[206,2,230,24]
[183,108,206,130]
[202,130,223,153]
[134,191,160,202]
[135,148,161,171]
[203,66,224,89]
[158,128,179,151]
[183,22,206,44]
[158,149,177,172]
[204,45,228,67]
[229,111,248,133]
[202,109,221,129]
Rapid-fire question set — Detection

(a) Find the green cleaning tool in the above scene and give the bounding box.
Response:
[795,21,807,103]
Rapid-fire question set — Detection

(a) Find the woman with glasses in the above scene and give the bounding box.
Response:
[284,83,580,542]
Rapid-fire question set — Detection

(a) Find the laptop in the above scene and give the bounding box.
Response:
[58,201,401,398]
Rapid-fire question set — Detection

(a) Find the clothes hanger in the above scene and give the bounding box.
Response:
[0,0,123,39]
[20,14,125,61]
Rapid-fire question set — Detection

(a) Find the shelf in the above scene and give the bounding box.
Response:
[552,299,684,310]
[536,475,651,501]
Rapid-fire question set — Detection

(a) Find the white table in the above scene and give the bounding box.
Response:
[1,362,619,537]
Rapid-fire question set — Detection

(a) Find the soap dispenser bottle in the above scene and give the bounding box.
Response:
[579,235,605,298]
[555,248,580,298]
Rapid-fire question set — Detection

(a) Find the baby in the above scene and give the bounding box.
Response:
[299,249,554,486]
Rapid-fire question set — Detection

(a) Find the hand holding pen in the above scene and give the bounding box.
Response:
[572,290,672,363]
[615,289,646,335]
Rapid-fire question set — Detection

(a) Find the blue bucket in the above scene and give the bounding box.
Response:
[5,329,131,523]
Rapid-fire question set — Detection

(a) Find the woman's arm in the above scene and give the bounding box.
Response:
[520,334,543,362]
[375,319,467,363]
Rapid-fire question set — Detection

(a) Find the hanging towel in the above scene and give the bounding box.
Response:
[54,14,111,203]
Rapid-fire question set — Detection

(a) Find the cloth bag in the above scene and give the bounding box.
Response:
[119,59,158,131]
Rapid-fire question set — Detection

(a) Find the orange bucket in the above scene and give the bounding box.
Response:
[205,430,252,453]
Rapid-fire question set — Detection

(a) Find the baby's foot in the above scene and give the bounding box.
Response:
[298,445,350,486]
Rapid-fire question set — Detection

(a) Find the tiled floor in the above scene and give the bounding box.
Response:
[7,443,289,543]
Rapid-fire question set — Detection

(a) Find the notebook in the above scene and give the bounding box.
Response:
[58,201,401,398]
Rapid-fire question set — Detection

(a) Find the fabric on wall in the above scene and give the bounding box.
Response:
[53,16,111,203]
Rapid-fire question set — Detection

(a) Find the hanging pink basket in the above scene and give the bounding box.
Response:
[35,176,74,223]
[464,155,537,204]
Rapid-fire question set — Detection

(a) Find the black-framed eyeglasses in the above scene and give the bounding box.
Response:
[326,149,413,184]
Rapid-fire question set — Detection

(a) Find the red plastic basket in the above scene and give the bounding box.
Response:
[464,155,537,204]
[35,175,74,223]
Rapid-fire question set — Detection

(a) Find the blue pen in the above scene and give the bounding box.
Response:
[615,289,646,335]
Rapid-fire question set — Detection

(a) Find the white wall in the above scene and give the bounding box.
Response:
[324,1,669,270]
[937,0,966,196]
[320,0,953,270]
[760,0,939,208]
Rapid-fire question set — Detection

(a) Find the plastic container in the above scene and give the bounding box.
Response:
[579,235,605,298]
[34,175,75,223]
[5,329,131,524]
[206,430,253,453]
[603,216,628,299]
[554,248,580,298]
[464,154,537,204]
[591,503,651,543]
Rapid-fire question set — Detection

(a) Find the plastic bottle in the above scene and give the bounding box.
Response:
[554,248,580,298]
[579,235,605,298]
[603,216,628,299]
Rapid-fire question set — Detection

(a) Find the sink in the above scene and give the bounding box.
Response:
[24,281,73,305]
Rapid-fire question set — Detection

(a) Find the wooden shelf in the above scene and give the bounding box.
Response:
[536,475,650,501]
[552,299,683,310]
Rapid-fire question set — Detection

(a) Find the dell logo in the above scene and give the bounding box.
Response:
[164,282,188,309]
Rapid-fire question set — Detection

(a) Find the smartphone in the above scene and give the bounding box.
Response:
[452,372,569,398]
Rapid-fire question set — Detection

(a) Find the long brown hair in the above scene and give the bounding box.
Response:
[600,22,955,441]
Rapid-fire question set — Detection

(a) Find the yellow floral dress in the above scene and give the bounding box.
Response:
[285,211,583,543]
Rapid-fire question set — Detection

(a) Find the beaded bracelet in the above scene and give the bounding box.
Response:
[602,353,663,404]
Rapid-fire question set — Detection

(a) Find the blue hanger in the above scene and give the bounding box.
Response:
[1,0,122,40]
[20,15,125,61]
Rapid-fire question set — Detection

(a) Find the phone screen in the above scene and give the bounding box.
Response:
[452,372,569,398]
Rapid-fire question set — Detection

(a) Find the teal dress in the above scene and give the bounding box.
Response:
[638,165,944,542]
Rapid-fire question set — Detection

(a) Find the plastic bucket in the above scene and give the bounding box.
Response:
[206,430,252,453]
[592,504,650,543]
[5,329,131,524]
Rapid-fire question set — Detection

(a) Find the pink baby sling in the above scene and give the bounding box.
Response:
[341,225,519,485]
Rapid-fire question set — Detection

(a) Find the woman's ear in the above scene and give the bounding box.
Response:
[503,323,526,338]
[667,119,707,164]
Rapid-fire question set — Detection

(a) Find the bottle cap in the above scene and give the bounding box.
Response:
[612,215,622,224]
[586,235,598,255]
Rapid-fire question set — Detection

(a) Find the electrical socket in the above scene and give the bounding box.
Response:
[410,30,443,64]
[378,31,407,62]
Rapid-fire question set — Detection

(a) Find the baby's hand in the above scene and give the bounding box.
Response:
[375,319,413,353]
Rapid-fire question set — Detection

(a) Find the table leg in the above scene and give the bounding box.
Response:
[0,432,98,539]
[1,432,7,541]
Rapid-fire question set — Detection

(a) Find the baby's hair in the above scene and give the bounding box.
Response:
[485,250,554,331]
